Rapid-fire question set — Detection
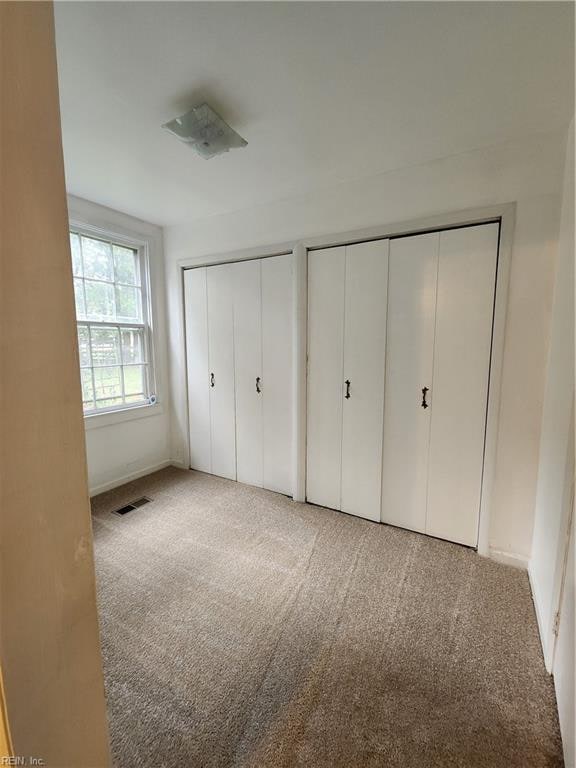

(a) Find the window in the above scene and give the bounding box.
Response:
[70,230,156,415]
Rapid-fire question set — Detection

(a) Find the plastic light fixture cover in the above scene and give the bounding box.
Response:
[162,103,247,159]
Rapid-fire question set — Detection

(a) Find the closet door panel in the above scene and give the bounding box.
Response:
[381,233,439,533]
[341,241,388,521]
[233,259,263,487]
[262,254,293,495]
[184,267,211,473]
[306,247,346,509]
[207,264,236,480]
[426,224,498,546]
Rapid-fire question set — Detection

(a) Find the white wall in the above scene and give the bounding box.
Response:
[529,122,575,767]
[165,130,566,564]
[530,122,575,664]
[554,519,575,768]
[67,196,171,495]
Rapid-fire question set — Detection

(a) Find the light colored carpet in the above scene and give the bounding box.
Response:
[91,467,563,768]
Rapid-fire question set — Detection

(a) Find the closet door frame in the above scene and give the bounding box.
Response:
[178,202,514,557]
[232,258,264,488]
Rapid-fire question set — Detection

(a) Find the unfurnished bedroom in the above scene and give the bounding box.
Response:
[0,2,574,767]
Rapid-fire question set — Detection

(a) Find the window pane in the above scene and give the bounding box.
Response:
[77,326,91,367]
[123,365,145,396]
[125,394,148,404]
[121,328,145,364]
[82,236,113,281]
[74,278,86,318]
[95,397,124,410]
[81,369,94,407]
[70,233,82,276]
[70,229,153,416]
[91,327,121,366]
[113,245,139,285]
[93,366,122,400]
[85,280,115,320]
[116,285,142,322]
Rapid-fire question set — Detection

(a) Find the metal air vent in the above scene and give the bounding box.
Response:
[112,497,151,516]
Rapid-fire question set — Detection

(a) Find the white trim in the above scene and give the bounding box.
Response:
[292,243,307,501]
[84,402,164,431]
[67,195,169,430]
[489,547,529,570]
[547,418,574,673]
[177,202,515,548]
[69,221,150,252]
[177,242,294,271]
[477,210,514,557]
[179,264,193,471]
[89,459,173,497]
[176,203,514,269]
[69,221,157,417]
[529,419,575,673]
[528,562,552,670]
[549,484,574,673]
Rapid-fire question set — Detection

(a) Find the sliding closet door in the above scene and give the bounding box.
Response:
[207,264,236,480]
[381,233,439,533]
[426,224,498,546]
[262,254,293,495]
[340,241,388,521]
[233,259,263,487]
[184,267,211,473]
[306,247,346,509]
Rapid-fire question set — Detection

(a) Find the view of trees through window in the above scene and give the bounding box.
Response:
[70,232,152,413]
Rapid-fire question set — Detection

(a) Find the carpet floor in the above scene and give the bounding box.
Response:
[91,467,563,768]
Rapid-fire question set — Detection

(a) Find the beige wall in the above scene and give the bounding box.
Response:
[0,3,110,765]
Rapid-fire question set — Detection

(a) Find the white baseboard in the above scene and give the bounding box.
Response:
[488,547,529,570]
[89,460,174,497]
[490,550,553,671]
[528,563,553,672]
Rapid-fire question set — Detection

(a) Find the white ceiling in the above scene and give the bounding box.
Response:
[54,2,574,227]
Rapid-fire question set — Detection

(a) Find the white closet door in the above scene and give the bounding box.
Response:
[262,254,293,495]
[207,264,236,481]
[426,224,498,546]
[184,267,211,473]
[340,241,388,521]
[381,233,439,533]
[306,247,346,509]
[233,259,263,487]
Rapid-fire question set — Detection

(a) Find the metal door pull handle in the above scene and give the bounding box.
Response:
[345,380,351,399]
[210,373,215,388]
[256,376,261,394]
[421,386,429,408]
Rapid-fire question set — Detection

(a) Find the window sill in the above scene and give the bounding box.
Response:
[83,401,164,431]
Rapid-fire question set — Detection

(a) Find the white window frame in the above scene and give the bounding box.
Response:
[69,220,160,424]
